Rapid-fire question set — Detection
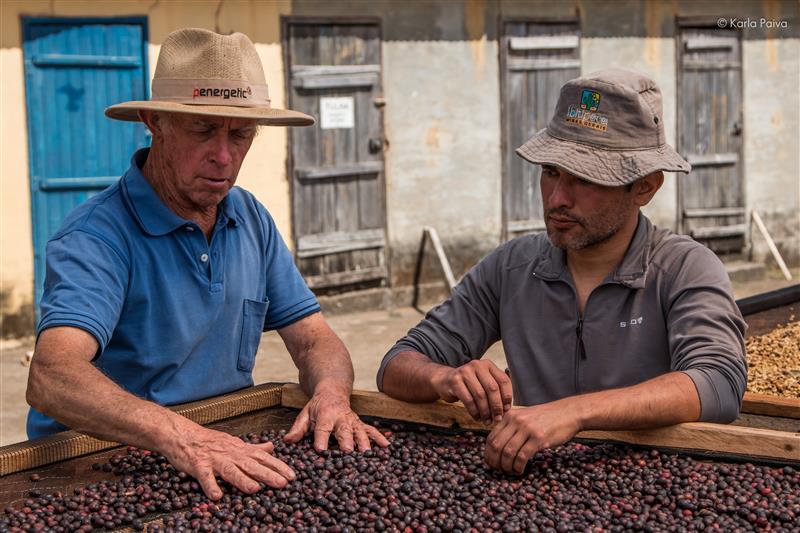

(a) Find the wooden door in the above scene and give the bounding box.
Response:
[285,20,387,292]
[500,20,580,240]
[22,17,150,316]
[677,23,745,255]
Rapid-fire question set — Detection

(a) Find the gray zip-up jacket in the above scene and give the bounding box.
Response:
[377,214,747,423]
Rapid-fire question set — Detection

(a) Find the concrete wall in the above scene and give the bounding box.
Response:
[0,0,292,336]
[743,37,800,264]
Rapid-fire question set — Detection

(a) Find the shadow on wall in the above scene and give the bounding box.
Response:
[0,289,34,339]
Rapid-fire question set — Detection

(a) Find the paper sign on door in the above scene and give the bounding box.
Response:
[320,97,355,129]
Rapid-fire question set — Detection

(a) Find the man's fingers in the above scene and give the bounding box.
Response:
[253,450,296,482]
[512,440,540,475]
[238,457,293,490]
[485,422,515,470]
[353,425,371,452]
[498,431,528,472]
[488,364,514,411]
[194,468,223,501]
[461,371,491,423]
[313,424,334,452]
[475,366,505,422]
[284,406,311,443]
[219,461,261,495]
[365,425,390,447]
[333,423,355,453]
[451,379,481,421]
[254,441,275,454]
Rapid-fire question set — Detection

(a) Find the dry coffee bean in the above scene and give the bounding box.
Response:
[746,320,799,398]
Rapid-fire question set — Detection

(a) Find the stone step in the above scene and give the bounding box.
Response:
[725,260,766,283]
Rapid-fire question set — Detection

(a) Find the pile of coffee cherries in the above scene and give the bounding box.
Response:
[2,422,798,532]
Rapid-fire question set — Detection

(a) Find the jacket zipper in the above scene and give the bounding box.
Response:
[576,318,587,360]
[574,316,587,393]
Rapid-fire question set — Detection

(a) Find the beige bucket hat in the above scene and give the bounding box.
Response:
[105,28,314,127]
[516,68,690,186]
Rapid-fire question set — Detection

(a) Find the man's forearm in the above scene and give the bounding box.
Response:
[28,349,194,455]
[381,351,449,403]
[298,334,354,399]
[280,313,354,400]
[568,371,701,432]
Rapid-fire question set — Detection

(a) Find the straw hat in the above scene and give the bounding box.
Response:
[105,28,314,127]
[516,68,690,186]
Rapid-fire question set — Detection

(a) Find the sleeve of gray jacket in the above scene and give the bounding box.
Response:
[665,245,747,423]
[376,245,505,391]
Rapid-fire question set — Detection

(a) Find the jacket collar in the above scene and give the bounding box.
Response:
[121,148,242,236]
[532,212,653,289]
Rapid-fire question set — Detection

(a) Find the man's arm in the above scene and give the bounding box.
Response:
[279,312,389,452]
[485,371,700,473]
[377,244,512,422]
[27,326,296,500]
[382,351,513,424]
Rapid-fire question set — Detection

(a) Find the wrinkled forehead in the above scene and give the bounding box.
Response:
[169,112,258,129]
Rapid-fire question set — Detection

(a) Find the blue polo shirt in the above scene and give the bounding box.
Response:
[28,148,320,439]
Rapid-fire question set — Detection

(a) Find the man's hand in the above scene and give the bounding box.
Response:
[485,400,581,474]
[430,360,513,424]
[163,424,296,500]
[283,388,389,452]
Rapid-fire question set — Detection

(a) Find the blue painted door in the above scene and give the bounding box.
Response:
[22,17,150,317]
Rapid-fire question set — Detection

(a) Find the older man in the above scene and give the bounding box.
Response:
[26,28,387,501]
[378,69,747,474]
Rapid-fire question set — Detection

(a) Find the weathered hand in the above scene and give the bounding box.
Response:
[485,401,582,474]
[283,391,390,452]
[430,360,513,424]
[163,425,296,500]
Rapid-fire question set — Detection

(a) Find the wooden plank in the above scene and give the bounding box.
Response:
[690,223,747,239]
[682,60,742,71]
[509,35,579,51]
[291,64,381,76]
[424,227,457,291]
[292,73,378,89]
[507,58,580,71]
[752,210,793,281]
[684,36,738,51]
[31,53,141,68]
[295,161,383,180]
[297,239,384,259]
[297,228,385,257]
[304,265,387,288]
[38,176,119,191]
[281,386,800,462]
[742,393,800,420]
[686,152,739,167]
[683,207,746,218]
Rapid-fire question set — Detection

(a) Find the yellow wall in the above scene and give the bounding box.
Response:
[0,0,292,326]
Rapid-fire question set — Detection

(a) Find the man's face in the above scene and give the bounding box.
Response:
[154,113,258,210]
[540,165,636,251]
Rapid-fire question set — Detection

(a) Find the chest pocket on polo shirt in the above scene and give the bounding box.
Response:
[237,298,269,372]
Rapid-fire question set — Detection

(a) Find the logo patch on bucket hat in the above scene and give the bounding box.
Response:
[566,88,608,132]
[580,89,601,111]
